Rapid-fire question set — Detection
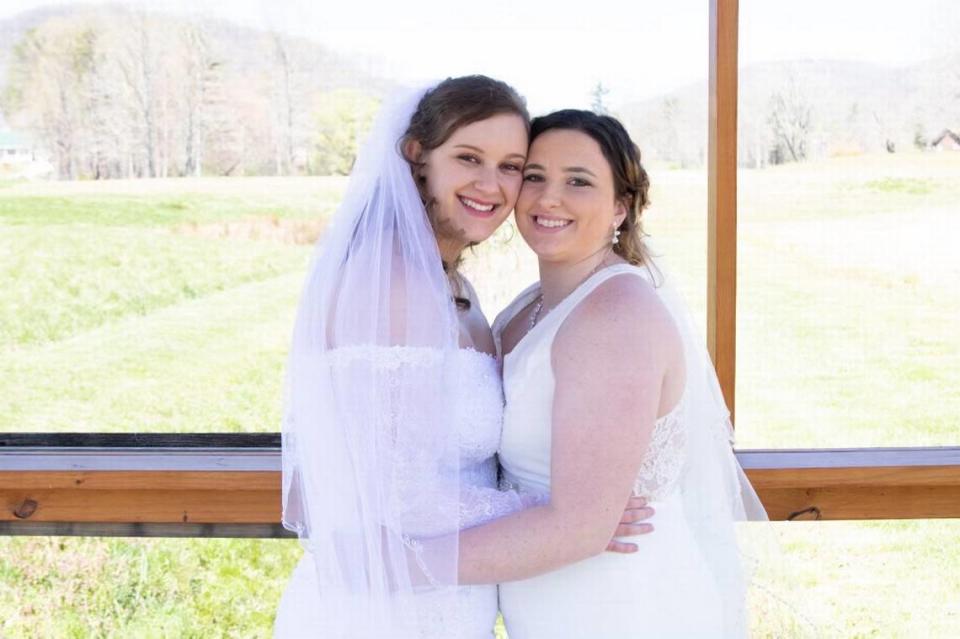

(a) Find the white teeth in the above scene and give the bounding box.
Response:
[535,216,572,229]
[461,197,495,212]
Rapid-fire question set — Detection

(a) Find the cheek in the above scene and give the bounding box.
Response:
[576,197,615,239]
[424,161,462,201]
[501,174,523,207]
[516,184,537,215]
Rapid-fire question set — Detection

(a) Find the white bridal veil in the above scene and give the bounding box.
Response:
[650,255,815,637]
[280,85,466,637]
[649,263,766,636]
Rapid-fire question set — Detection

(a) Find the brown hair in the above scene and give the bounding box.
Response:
[400,75,530,307]
[528,109,654,269]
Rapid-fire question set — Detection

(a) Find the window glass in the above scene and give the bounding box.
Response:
[0,0,710,432]
[736,0,960,447]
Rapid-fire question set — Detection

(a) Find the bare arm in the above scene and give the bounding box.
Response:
[451,275,683,585]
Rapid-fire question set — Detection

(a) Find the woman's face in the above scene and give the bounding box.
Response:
[516,129,626,264]
[416,113,528,251]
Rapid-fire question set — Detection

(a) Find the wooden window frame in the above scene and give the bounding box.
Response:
[2,0,958,537]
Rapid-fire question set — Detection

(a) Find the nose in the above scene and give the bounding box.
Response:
[473,165,500,194]
[535,181,562,210]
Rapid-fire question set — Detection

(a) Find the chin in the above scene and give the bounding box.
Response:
[516,227,554,259]
[461,217,506,244]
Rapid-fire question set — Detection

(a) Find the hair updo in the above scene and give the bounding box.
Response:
[528,109,653,268]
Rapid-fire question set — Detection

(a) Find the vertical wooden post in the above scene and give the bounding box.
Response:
[708,0,739,422]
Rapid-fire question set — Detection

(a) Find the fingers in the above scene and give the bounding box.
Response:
[606,540,638,554]
[626,495,648,509]
[614,522,653,537]
[619,506,655,524]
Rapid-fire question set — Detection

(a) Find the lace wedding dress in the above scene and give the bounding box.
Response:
[493,264,736,638]
[274,343,523,638]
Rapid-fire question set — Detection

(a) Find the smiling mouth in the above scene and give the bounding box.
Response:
[459,195,497,215]
[534,216,573,229]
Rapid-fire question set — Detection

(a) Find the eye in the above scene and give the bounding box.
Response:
[568,177,592,187]
[523,173,544,183]
[457,154,481,164]
[500,163,521,173]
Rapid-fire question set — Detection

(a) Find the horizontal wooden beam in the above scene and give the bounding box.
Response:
[753,485,960,521]
[2,442,959,535]
[738,447,960,520]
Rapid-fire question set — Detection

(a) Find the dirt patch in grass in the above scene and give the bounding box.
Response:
[171,215,325,245]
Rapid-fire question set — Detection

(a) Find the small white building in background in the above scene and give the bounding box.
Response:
[0,129,53,179]
[931,129,960,152]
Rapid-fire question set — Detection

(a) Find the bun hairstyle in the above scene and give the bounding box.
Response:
[529,109,653,268]
[400,76,530,309]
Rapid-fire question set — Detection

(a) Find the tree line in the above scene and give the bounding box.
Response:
[625,57,960,169]
[1,9,383,180]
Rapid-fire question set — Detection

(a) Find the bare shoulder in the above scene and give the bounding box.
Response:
[555,272,680,365]
[567,272,674,335]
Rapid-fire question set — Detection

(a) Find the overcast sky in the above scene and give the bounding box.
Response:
[3,0,956,113]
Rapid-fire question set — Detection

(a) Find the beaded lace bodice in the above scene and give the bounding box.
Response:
[445,348,526,528]
[632,396,687,499]
[322,345,522,535]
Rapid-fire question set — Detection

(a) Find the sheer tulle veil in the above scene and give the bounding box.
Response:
[280,84,466,637]
[645,253,815,637]
[645,259,764,636]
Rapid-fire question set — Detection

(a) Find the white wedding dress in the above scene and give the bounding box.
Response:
[275,291,523,637]
[493,264,730,639]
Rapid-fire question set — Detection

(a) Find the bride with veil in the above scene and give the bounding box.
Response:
[274,77,767,638]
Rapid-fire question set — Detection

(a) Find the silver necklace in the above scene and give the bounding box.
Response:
[528,297,545,330]
[528,254,612,331]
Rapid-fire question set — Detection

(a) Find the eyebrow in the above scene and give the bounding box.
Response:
[522,163,597,177]
[455,144,526,161]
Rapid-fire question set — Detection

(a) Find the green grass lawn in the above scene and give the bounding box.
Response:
[1,154,959,637]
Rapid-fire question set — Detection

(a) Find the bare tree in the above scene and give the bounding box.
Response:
[591,82,611,116]
[659,97,680,163]
[270,33,297,175]
[767,72,812,163]
[116,11,161,177]
[179,21,221,176]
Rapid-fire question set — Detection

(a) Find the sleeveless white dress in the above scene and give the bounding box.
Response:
[493,265,727,639]
[273,346,517,638]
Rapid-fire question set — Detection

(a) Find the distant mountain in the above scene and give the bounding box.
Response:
[0,4,396,101]
[619,57,960,167]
